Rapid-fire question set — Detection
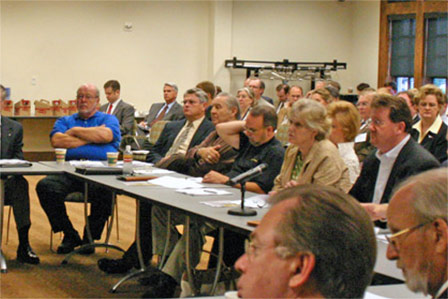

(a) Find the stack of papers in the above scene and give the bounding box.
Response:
[201,194,270,208]
[0,159,32,167]
[176,188,232,196]
[70,161,105,167]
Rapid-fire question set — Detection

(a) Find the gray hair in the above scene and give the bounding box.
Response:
[164,82,178,92]
[290,98,331,140]
[216,92,241,120]
[269,185,377,298]
[237,87,255,102]
[184,88,208,104]
[78,83,100,97]
[394,168,447,223]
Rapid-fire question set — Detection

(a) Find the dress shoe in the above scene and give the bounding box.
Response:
[17,245,40,264]
[98,258,133,274]
[78,238,95,255]
[57,232,82,254]
[141,270,178,298]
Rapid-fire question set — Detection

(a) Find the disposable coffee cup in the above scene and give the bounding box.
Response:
[55,148,67,164]
[225,291,239,299]
[107,152,119,167]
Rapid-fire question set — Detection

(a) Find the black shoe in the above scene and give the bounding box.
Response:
[141,271,178,298]
[57,232,82,254]
[98,258,133,274]
[17,245,40,264]
[78,237,95,255]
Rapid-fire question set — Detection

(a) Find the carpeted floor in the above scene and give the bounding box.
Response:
[0,175,212,298]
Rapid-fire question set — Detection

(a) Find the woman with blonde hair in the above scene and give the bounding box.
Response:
[327,101,361,184]
[411,84,447,163]
[310,88,332,107]
[236,87,254,120]
[272,99,351,192]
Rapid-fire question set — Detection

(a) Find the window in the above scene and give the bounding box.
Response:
[425,14,447,88]
[378,1,447,89]
[433,78,446,94]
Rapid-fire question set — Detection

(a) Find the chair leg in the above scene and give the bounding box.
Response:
[5,207,12,245]
[115,200,120,242]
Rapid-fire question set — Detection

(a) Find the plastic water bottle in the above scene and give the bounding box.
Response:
[123,145,133,174]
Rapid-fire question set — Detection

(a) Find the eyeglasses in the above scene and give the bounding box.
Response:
[76,95,98,101]
[244,238,292,261]
[385,221,430,252]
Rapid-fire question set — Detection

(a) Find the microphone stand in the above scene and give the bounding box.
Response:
[228,179,257,216]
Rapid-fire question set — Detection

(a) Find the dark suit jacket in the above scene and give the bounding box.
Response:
[100,100,135,136]
[1,116,24,159]
[350,137,440,205]
[145,118,215,164]
[144,102,184,126]
[411,122,447,163]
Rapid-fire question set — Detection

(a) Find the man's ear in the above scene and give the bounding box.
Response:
[396,121,406,134]
[432,218,448,254]
[288,252,316,288]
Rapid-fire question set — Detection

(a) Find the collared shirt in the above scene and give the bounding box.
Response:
[372,134,411,204]
[435,280,448,298]
[107,98,122,115]
[360,118,372,132]
[171,116,205,156]
[413,115,443,143]
[156,101,176,118]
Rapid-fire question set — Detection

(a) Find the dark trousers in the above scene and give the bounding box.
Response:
[123,201,153,267]
[4,175,31,230]
[36,174,112,240]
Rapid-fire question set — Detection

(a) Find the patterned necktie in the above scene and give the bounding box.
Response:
[290,151,303,181]
[150,105,168,127]
[106,104,113,114]
[166,121,193,156]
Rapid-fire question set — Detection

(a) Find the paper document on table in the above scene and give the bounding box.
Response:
[176,188,232,196]
[375,227,390,243]
[116,161,153,167]
[364,292,389,299]
[133,168,173,175]
[0,159,32,167]
[201,194,270,208]
[69,161,105,167]
[149,176,204,189]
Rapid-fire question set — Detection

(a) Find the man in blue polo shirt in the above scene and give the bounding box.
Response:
[36,83,121,254]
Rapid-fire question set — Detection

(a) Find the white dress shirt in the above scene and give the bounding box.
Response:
[372,134,410,204]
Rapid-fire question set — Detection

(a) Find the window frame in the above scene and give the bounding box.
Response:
[378,0,447,89]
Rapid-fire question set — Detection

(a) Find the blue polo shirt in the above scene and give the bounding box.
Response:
[51,111,121,161]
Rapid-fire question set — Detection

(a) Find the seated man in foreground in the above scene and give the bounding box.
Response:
[36,83,121,254]
[235,185,377,298]
[386,168,447,298]
[141,105,285,297]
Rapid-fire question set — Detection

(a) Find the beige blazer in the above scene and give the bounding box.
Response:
[272,139,352,193]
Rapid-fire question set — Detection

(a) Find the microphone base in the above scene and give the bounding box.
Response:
[227,207,257,216]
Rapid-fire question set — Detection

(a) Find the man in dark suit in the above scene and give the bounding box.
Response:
[99,80,135,136]
[350,94,439,227]
[0,84,39,264]
[138,82,184,134]
[97,87,214,274]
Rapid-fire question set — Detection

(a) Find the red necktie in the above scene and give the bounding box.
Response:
[106,104,113,114]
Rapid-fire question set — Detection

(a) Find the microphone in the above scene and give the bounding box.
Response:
[228,163,267,186]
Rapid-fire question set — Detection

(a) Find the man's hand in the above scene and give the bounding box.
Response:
[197,145,221,164]
[361,203,388,221]
[202,170,229,184]
[284,180,299,189]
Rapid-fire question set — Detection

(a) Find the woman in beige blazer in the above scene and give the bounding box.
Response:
[272,99,351,193]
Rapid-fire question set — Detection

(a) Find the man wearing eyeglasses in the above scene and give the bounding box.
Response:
[235,185,377,298]
[36,83,121,254]
[386,168,447,298]
[97,88,214,275]
[350,94,439,227]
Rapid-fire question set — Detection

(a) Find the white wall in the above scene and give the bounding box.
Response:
[0,0,380,112]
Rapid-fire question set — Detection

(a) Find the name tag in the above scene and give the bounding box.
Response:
[355,133,367,143]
